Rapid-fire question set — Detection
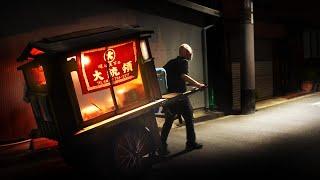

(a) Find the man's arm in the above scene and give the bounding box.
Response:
[181,74,205,88]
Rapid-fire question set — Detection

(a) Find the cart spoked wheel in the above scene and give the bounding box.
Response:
[113,126,154,174]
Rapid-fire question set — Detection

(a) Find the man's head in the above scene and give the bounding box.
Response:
[179,43,193,61]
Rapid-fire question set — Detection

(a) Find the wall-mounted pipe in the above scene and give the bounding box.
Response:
[202,24,214,109]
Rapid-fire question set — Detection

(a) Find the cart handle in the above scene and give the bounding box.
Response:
[186,85,207,94]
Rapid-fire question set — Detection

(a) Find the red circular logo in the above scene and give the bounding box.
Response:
[104,49,116,62]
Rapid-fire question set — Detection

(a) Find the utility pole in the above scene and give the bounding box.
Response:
[240,0,255,114]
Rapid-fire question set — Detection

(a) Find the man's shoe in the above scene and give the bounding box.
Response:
[158,143,170,156]
[186,142,203,150]
[158,147,170,156]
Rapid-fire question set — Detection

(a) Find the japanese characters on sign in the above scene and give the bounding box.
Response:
[77,41,138,94]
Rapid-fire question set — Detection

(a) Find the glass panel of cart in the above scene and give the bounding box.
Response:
[71,39,148,122]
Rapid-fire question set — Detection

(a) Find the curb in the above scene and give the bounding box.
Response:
[256,92,320,111]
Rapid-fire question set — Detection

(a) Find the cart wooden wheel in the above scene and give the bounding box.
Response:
[113,126,154,173]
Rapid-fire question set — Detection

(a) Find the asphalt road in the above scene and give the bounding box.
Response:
[2,93,320,179]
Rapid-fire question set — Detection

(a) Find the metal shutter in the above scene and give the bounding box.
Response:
[232,62,241,110]
[232,61,273,110]
[256,61,273,100]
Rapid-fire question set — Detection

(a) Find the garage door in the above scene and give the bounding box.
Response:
[232,61,273,110]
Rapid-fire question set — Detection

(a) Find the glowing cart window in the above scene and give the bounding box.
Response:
[70,40,147,121]
[25,65,47,91]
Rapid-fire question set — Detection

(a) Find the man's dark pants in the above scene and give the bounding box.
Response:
[160,97,196,146]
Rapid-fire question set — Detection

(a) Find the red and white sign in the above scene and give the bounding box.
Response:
[77,41,139,94]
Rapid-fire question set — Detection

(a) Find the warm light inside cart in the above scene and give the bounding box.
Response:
[71,71,116,121]
[114,68,146,108]
[81,105,102,119]
[30,48,44,56]
[140,40,149,60]
[28,65,47,86]
[81,56,91,66]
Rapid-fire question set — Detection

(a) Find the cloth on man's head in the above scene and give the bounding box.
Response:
[179,44,193,61]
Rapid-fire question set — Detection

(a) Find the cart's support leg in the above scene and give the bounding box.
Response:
[28,129,39,152]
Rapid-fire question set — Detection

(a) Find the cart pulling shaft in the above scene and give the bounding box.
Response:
[160,86,206,106]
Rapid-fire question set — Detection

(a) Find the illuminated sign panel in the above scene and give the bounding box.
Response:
[77,41,138,94]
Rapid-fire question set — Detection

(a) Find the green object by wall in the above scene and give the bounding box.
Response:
[209,88,216,110]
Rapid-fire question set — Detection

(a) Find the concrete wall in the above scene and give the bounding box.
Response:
[136,13,204,109]
[0,2,204,141]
